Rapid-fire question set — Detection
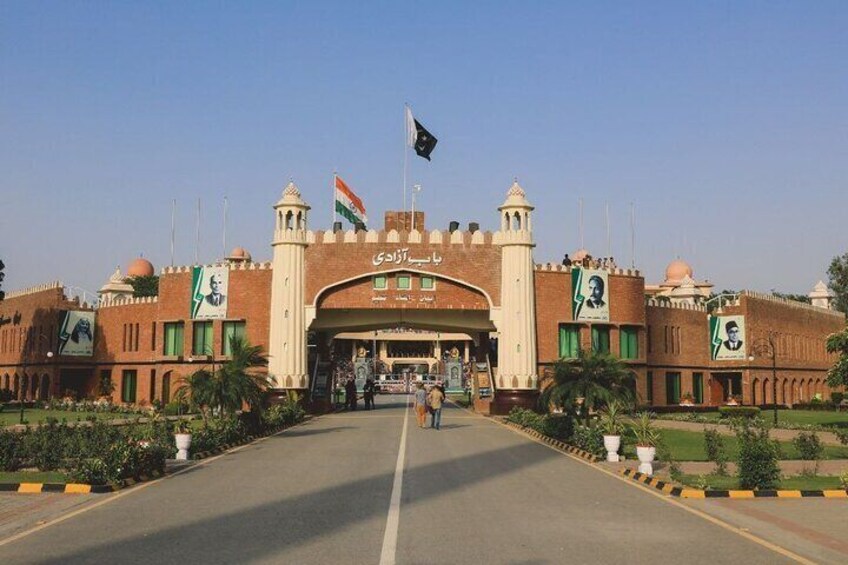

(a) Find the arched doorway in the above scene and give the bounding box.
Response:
[30,375,39,402]
[39,374,50,401]
[13,374,20,399]
[781,379,788,405]
[752,378,761,405]
[2,373,8,391]
[162,372,172,404]
[790,379,797,405]
[763,378,770,405]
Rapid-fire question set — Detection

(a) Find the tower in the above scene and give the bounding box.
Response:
[496,180,538,389]
[268,181,310,390]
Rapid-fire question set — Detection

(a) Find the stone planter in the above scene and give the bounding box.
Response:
[636,445,656,476]
[175,433,192,461]
[603,434,621,462]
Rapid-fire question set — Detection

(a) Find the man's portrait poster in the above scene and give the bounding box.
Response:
[710,315,746,361]
[58,311,95,356]
[572,268,610,322]
[191,266,229,319]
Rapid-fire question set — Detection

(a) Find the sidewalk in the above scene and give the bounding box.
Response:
[652,418,845,447]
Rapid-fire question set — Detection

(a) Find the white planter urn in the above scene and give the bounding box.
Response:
[636,445,656,476]
[603,434,621,462]
[175,433,192,461]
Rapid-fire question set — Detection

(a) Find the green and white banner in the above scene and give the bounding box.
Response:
[571,267,609,322]
[191,266,229,319]
[58,311,95,356]
[709,314,746,361]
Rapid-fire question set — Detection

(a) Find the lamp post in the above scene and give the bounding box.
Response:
[749,333,778,426]
[20,334,54,425]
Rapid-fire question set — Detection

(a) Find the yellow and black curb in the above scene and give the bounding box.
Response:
[619,468,848,499]
[0,470,165,494]
[503,420,599,463]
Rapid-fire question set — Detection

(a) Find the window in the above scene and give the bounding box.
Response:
[693,372,703,404]
[558,325,580,359]
[420,276,435,290]
[591,325,610,354]
[620,326,639,359]
[666,372,681,405]
[163,322,184,356]
[149,369,156,403]
[373,275,387,290]
[99,370,112,398]
[647,371,654,404]
[121,370,137,404]
[192,321,213,356]
[151,322,157,351]
[222,321,246,356]
[396,275,411,290]
[162,373,171,403]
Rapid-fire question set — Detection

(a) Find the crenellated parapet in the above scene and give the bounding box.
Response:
[534,263,642,278]
[645,297,707,312]
[314,228,495,246]
[99,295,159,309]
[160,261,272,275]
[4,281,63,300]
[742,290,845,318]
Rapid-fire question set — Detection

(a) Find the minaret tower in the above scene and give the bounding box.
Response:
[496,180,538,389]
[268,181,310,390]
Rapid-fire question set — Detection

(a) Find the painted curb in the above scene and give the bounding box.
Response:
[619,468,848,499]
[503,420,600,463]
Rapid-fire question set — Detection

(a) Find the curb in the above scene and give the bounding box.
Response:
[502,420,600,463]
[619,468,848,499]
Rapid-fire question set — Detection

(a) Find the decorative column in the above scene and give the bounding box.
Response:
[496,181,538,389]
[268,182,311,390]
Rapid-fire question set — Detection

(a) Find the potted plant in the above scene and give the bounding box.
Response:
[599,401,625,462]
[174,419,192,461]
[631,412,660,476]
[679,392,695,407]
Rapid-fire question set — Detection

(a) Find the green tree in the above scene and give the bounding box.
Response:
[827,252,848,314]
[176,336,270,423]
[126,275,159,298]
[825,328,848,389]
[538,349,635,425]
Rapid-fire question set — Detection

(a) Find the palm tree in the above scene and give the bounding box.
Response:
[176,336,270,423]
[538,349,635,426]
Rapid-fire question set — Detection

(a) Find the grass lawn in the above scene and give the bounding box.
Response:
[0,471,70,483]
[0,408,136,427]
[622,428,848,461]
[659,409,848,429]
[678,473,846,491]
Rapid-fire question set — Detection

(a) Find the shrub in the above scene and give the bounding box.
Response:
[21,419,71,471]
[0,429,22,471]
[540,415,574,441]
[733,419,781,490]
[703,428,728,476]
[835,429,848,446]
[572,425,604,457]
[656,437,682,482]
[718,406,761,419]
[164,401,190,416]
[793,431,824,475]
[831,392,844,405]
[630,412,659,447]
[0,389,13,402]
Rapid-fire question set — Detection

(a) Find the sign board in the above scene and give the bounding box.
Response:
[709,315,746,361]
[572,268,610,322]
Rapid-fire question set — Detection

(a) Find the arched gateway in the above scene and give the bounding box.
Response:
[267,181,539,412]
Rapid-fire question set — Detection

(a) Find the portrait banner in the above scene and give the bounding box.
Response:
[191,266,229,319]
[571,268,610,322]
[709,315,746,361]
[58,311,95,356]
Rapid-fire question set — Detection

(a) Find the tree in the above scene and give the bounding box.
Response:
[825,328,848,389]
[126,275,159,298]
[176,336,270,423]
[771,291,811,304]
[538,349,635,425]
[827,252,848,314]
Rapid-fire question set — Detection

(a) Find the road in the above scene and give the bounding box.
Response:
[0,397,841,564]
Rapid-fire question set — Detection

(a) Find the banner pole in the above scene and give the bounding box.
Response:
[333,172,338,226]
[403,104,409,226]
[170,198,176,267]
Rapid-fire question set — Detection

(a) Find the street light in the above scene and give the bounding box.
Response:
[20,334,54,425]
[749,332,778,426]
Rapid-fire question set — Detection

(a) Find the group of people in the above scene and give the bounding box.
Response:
[342,377,377,410]
[561,254,617,270]
[413,381,446,430]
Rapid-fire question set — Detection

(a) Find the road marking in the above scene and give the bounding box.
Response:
[379,396,410,565]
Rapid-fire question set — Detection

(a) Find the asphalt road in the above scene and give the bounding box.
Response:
[0,397,817,564]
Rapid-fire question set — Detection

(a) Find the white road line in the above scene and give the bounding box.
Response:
[379,395,410,565]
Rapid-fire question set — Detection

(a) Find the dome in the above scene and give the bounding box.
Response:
[665,259,693,283]
[572,249,590,261]
[227,247,252,261]
[127,257,154,277]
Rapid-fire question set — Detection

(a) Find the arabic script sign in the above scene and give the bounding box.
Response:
[372,248,443,267]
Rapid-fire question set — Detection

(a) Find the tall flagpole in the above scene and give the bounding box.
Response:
[195,197,201,265]
[170,199,176,267]
[630,202,636,268]
[223,196,228,259]
[605,201,611,259]
[333,171,338,226]
[403,104,409,225]
[579,197,584,249]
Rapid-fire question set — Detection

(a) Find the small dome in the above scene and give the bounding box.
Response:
[127,257,154,277]
[665,259,693,283]
[227,247,252,261]
[572,249,590,261]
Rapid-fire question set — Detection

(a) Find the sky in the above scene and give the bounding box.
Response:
[1,1,846,300]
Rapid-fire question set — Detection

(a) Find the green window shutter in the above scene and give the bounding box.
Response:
[592,326,610,354]
[647,371,654,404]
[559,325,579,358]
[666,372,681,404]
[222,322,246,356]
[192,322,213,355]
[620,327,638,359]
[693,373,703,404]
[373,276,387,290]
[122,370,137,403]
[397,275,411,290]
[421,276,434,290]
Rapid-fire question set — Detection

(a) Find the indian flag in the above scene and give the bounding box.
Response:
[335,175,367,226]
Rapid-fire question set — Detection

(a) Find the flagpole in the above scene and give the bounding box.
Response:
[170,199,176,267]
[195,197,200,265]
[630,202,636,269]
[605,201,610,259]
[333,172,338,226]
[403,104,409,225]
[223,196,228,259]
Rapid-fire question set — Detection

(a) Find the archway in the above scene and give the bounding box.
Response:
[39,374,50,401]
[162,371,172,403]
[781,379,788,405]
[790,379,797,405]
[763,378,771,405]
[751,378,760,405]
[13,374,20,400]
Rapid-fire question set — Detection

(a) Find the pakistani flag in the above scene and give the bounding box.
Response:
[335,175,367,226]
[406,106,438,161]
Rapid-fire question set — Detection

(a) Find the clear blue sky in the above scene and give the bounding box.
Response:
[2,1,846,298]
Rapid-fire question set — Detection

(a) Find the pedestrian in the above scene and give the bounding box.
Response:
[428,382,445,430]
[414,382,428,428]
[363,377,375,410]
[345,378,358,411]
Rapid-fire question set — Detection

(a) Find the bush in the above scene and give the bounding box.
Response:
[835,429,848,445]
[21,419,72,472]
[571,425,604,457]
[831,392,844,405]
[0,429,22,471]
[793,431,824,462]
[732,419,781,490]
[541,414,574,441]
[703,428,728,476]
[718,406,761,419]
[0,389,13,402]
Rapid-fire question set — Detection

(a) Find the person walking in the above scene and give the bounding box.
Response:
[363,377,375,410]
[428,382,445,430]
[414,382,428,428]
[345,378,358,411]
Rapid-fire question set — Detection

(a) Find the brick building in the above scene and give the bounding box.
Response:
[1,181,844,412]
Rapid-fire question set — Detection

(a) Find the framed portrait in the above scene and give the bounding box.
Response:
[572,268,610,322]
[709,315,746,361]
[58,311,95,356]
[191,266,229,319]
